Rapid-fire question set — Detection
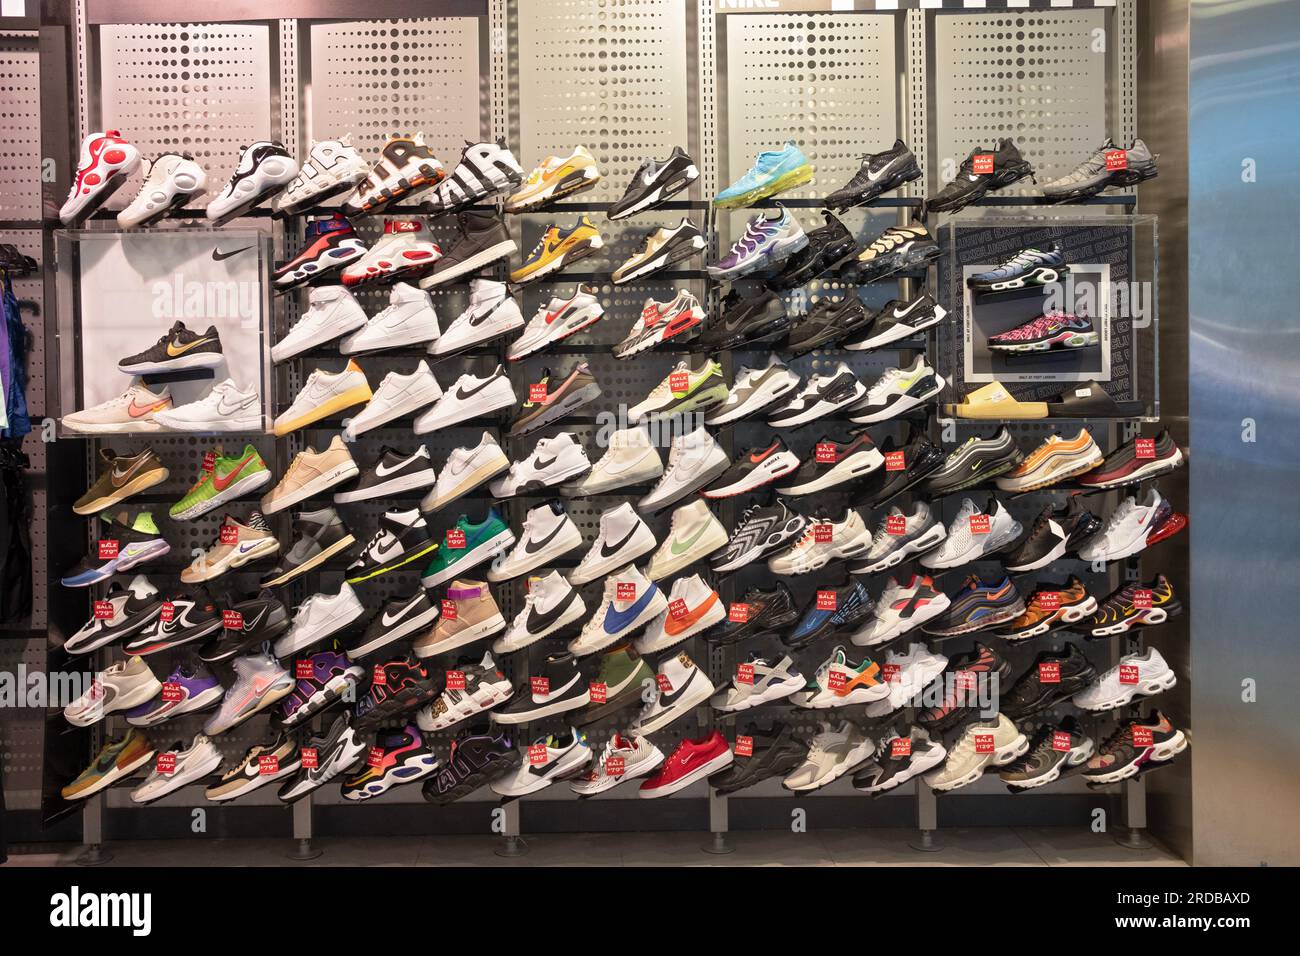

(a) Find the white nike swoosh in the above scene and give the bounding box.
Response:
[894,299,923,319]
[375,456,415,478]
[865,158,897,182]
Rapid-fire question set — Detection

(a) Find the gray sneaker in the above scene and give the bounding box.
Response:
[1041,138,1158,200]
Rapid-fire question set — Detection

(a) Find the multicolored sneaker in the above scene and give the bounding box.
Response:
[203,652,294,736]
[1081,710,1187,785]
[341,724,439,801]
[713,140,814,209]
[988,312,1097,353]
[354,656,439,732]
[60,511,171,587]
[124,660,224,727]
[169,445,272,521]
[1088,574,1182,637]
[416,651,514,732]
[923,575,1026,638]
[60,729,156,801]
[791,645,889,708]
[275,644,366,730]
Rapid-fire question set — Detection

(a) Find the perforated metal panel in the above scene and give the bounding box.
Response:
[308,18,485,165]
[97,23,275,208]
[0,33,40,220]
[0,636,47,810]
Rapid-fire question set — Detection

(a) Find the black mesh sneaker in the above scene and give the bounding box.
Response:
[707,722,808,795]
[261,507,358,588]
[422,724,521,804]
[844,290,947,352]
[124,586,222,656]
[608,146,700,220]
[333,447,437,506]
[697,287,789,351]
[926,138,1036,214]
[1081,710,1187,786]
[117,321,223,375]
[917,641,1012,734]
[768,210,856,290]
[419,210,518,288]
[1003,496,1101,573]
[999,716,1094,790]
[198,593,291,665]
[999,644,1097,720]
[859,428,947,508]
[710,501,807,574]
[784,295,872,356]
[852,726,947,794]
[783,578,874,649]
[705,581,799,644]
[840,220,941,284]
[355,655,439,732]
[923,428,1024,495]
[825,139,923,212]
[777,432,883,496]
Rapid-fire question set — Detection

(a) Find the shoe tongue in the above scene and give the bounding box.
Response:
[169,320,186,334]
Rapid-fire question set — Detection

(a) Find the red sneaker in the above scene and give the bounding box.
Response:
[1145,509,1187,548]
[638,729,733,799]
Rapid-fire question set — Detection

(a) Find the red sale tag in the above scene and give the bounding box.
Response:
[955,671,977,692]
[1119,664,1140,685]
[445,670,466,691]
[972,153,995,175]
[882,663,902,683]
[528,744,548,765]
[219,524,238,544]
[734,735,754,758]
[202,451,216,473]
[1134,437,1156,459]
[816,590,836,611]
[1132,725,1154,746]
[156,752,177,775]
[616,582,637,602]
[884,450,906,472]
[656,673,674,694]
[93,600,114,620]
[258,755,280,775]
[736,663,755,685]
[300,748,319,769]
[588,681,607,704]
[530,675,551,697]
[160,602,175,623]
[367,745,386,770]
[1038,591,1062,611]
[969,514,991,535]
[669,371,689,393]
[372,664,387,686]
[160,682,183,703]
[222,610,243,629]
[528,382,548,403]
[441,598,458,620]
[1105,149,1128,171]
[1133,589,1153,610]
[98,539,119,560]
[815,442,837,464]
[828,668,847,691]
[974,733,995,754]
[813,523,833,543]
[295,659,313,679]
[1039,662,1061,684]
[668,598,689,620]
[728,602,750,623]
[606,756,626,776]
[1052,731,1073,752]
[885,514,907,536]
[891,737,912,758]
[445,529,466,549]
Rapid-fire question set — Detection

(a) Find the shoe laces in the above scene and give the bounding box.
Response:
[867,366,903,399]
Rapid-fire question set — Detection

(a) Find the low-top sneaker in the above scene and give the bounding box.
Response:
[767,362,868,428]
[507,283,605,361]
[920,497,1022,570]
[421,432,510,512]
[430,279,525,357]
[923,713,1029,792]
[768,507,871,575]
[923,575,1026,639]
[704,582,799,645]
[851,575,950,648]
[710,654,804,712]
[784,581,874,650]
[1088,575,1182,637]
[1073,648,1177,711]
[702,437,800,498]
[1000,644,1097,720]
[570,732,665,796]
[849,502,947,575]
[414,364,516,433]
[782,721,873,792]
[998,576,1098,641]
[489,432,591,497]
[628,358,728,423]
[704,354,801,426]
[776,431,882,495]
[710,500,806,574]
[784,295,872,356]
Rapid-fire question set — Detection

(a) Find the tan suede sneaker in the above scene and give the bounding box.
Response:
[414,579,506,656]
[261,435,359,515]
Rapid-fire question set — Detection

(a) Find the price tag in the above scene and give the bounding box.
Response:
[588,681,607,704]
[300,747,319,769]
[528,382,548,403]
[1134,437,1156,459]
[160,682,184,703]
[367,746,386,770]
[1052,731,1073,752]
[955,671,977,692]
[668,598,689,620]
[969,514,991,535]
[219,524,238,545]
[827,668,847,691]
[884,450,906,472]
[974,733,995,754]
[1039,662,1061,684]
[814,442,837,464]
[891,737,912,758]
[728,602,750,624]
[972,153,995,175]
[816,590,836,611]
[1132,724,1154,747]
[616,581,637,602]
[372,664,387,686]
[159,602,175,623]
[1119,664,1140,685]
[202,451,217,473]
[441,598,458,620]
[605,756,626,776]
[734,735,754,758]
[1133,589,1154,610]
[882,663,902,683]
[93,600,114,620]
[528,744,549,765]
[669,371,689,393]
[445,670,466,691]
[656,673,674,694]
[736,662,755,685]
[98,539,119,560]
[156,752,177,775]
[530,675,551,697]
[1038,591,1062,611]
[1104,149,1128,171]
[445,529,466,549]
[295,659,313,679]
[222,610,244,630]
[885,514,907,536]
[258,754,280,775]
[813,523,833,543]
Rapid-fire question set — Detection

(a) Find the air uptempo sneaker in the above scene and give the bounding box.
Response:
[207,141,298,225]
[344,134,445,216]
[488,500,583,582]
[705,355,801,426]
[272,284,367,362]
[703,437,801,498]
[968,243,1070,294]
[924,714,1029,792]
[714,140,813,208]
[61,511,171,586]
[631,651,715,735]
[64,656,163,727]
[1082,711,1187,785]
[996,429,1104,492]
[343,361,442,438]
[65,575,163,655]
[613,219,706,284]
[414,365,516,433]
[851,575,950,648]
[782,721,872,792]
[117,153,207,228]
[505,146,602,212]
[842,220,941,283]
[511,216,604,284]
[274,138,369,215]
[711,500,807,575]
[414,581,507,657]
[509,363,602,437]
[570,566,667,657]
[423,138,524,216]
[417,652,514,731]
[1074,647,1177,712]
[75,447,169,516]
[1088,575,1182,637]
[491,729,592,798]
[341,282,440,353]
[151,379,261,433]
[571,732,665,795]
[169,444,271,521]
[1042,138,1159,201]
[341,219,442,287]
[711,654,805,712]
[629,359,729,423]
[564,426,664,498]
[62,382,171,434]
[926,138,1036,214]
[608,146,700,220]
[496,570,587,654]
[261,436,359,514]
[919,498,1022,571]
[273,360,372,436]
[274,214,369,291]
[1077,429,1185,489]
[708,204,808,280]
[489,432,591,498]
[768,507,871,575]
[430,279,525,357]
[647,500,729,580]
[614,290,706,359]
[792,645,888,708]
[636,573,725,654]
[923,575,1026,639]
[824,138,923,211]
[853,726,947,794]
[274,646,365,731]
[638,731,732,799]
[570,502,657,586]
[61,130,142,225]
[508,284,605,361]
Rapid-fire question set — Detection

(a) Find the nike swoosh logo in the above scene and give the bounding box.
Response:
[866,158,897,182]
[212,453,257,491]
[166,336,217,357]
[381,606,413,627]
[894,299,923,319]
[657,668,697,707]
[599,527,640,559]
[670,522,712,556]
[455,378,497,401]
[240,607,268,632]
[213,246,252,261]
[524,520,569,555]
[374,456,413,478]
[534,456,557,470]
[128,399,168,418]
[110,460,143,484]
[526,590,577,633]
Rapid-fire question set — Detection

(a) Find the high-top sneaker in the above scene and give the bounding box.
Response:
[207,141,299,225]
[495,571,587,654]
[341,282,441,353]
[429,279,525,358]
[272,285,368,362]
[646,499,729,580]
[569,502,657,586]
[638,426,730,513]
[275,137,369,215]
[60,130,142,225]
[493,651,591,724]
[345,507,438,583]
[488,500,583,582]
[569,565,667,657]
[344,133,445,216]
[571,643,655,726]
[636,573,725,654]
[260,507,357,588]
[274,214,369,291]
[420,210,518,288]
[414,581,506,657]
[275,644,366,730]
[563,426,664,498]
[630,651,715,735]
[340,219,442,287]
[423,138,525,216]
[203,652,295,735]
[117,153,207,228]
[416,651,514,731]
[354,655,439,731]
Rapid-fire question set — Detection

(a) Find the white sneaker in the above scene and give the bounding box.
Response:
[206,141,298,224]
[130,734,224,803]
[60,130,142,225]
[413,364,515,433]
[925,714,1028,792]
[489,432,590,498]
[64,655,162,726]
[569,565,667,657]
[629,650,714,735]
[705,355,801,426]
[490,728,592,797]
[117,154,207,228]
[792,646,891,709]
[848,355,946,425]
[1077,488,1165,563]
[153,379,261,432]
[850,502,947,575]
[63,382,171,434]
[488,501,584,582]
[340,219,442,287]
[274,582,367,658]
[507,284,605,361]
[710,654,805,712]
[768,507,871,575]
[646,499,729,580]
[341,283,440,354]
[273,360,372,437]
[343,361,442,439]
[1073,648,1177,711]
[495,570,587,654]
[423,138,525,215]
[864,642,949,717]
[638,426,729,512]
[782,721,873,791]
[921,497,1022,570]
[421,432,510,512]
[852,576,951,648]
[430,279,524,357]
[272,285,368,363]
[570,732,665,795]
[767,362,868,428]
[569,502,656,585]
[274,138,369,215]
[635,573,726,654]
[563,426,663,497]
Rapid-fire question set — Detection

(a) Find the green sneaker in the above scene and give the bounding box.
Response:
[629,358,729,422]
[170,444,272,521]
[420,508,516,588]
[573,643,654,726]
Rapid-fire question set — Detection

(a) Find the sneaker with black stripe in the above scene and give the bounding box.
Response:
[423,139,524,217]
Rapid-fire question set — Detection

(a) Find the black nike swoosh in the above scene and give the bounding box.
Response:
[524,520,568,555]
[455,377,499,401]
[657,668,697,707]
[533,456,557,470]
[599,527,640,559]
[213,246,253,261]
[526,590,577,633]
[226,143,278,196]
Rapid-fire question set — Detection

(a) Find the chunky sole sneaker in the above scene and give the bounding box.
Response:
[970,264,1071,294]
[506,166,602,213]
[709,231,809,282]
[1044,165,1157,203]
[702,451,800,499]
[927,734,1030,792]
[512,235,605,285]
[1082,731,1186,785]
[1074,670,1178,712]
[510,383,602,437]
[714,165,814,210]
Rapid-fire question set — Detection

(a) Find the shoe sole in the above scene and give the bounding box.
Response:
[74,468,171,516]
[119,353,224,375]
[420,530,516,588]
[260,534,358,590]
[419,239,519,289]
[713,164,814,209]
[273,385,373,437]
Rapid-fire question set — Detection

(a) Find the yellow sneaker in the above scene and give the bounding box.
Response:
[510,216,605,284]
[505,146,601,212]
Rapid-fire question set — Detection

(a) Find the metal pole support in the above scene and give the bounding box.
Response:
[702,786,734,854]
[75,792,112,866]
[494,799,527,858]
[287,795,321,861]
[1116,775,1153,849]
[909,778,943,852]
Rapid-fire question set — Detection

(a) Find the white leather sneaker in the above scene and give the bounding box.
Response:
[430,279,524,357]
[421,432,510,512]
[413,365,515,433]
[152,379,261,433]
[341,283,441,353]
[343,361,442,439]
[272,285,367,363]
[488,501,584,582]
[495,570,586,654]
[569,502,657,586]
[638,426,729,513]
[489,432,591,498]
[563,426,663,497]
[273,360,372,437]
[507,283,605,361]
[117,153,207,228]
[646,500,729,580]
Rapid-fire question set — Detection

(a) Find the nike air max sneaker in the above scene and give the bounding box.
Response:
[613,219,706,284]
[848,356,945,425]
[999,576,1098,641]
[708,204,808,280]
[629,358,729,423]
[608,146,699,220]
[767,362,868,427]
[1074,647,1177,711]
[510,216,604,284]
[777,432,882,495]
[923,429,1024,495]
[784,295,872,356]
[1077,429,1185,489]
[613,290,706,359]
[850,502,947,575]
[714,140,813,208]
[275,137,369,215]
[705,355,800,426]
[430,279,525,357]
[61,130,142,225]
[1042,138,1158,201]
[423,138,524,216]
[506,146,602,212]
[508,283,605,360]
[1088,575,1182,637]
[509,362,601,437]
[1077,488,1179,563]
[274,214,369,291]
[923,575,1026,638]
[926,138,1036,214]
[968,243,1070,293]
[998,717,1094,790]
[344,134,445,216]
[711,499,807,574]
[696,286,789,351]
[996,429,1104,492]
[920,497,1021,571]
[117,153,207,228]
[989,311,1098,353]
[824,139,922,211]
[1000,644,1097,720]
[341,219,442,287]
[924,714,1029,792]
[768,209,857,290]
[207,141,298,225]
[703,437,800,498]
[768,507,871,575]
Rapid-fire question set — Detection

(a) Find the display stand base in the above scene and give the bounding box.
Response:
[287,838,322,862]
[909,829,944,853]
[494,835,528,858]
[1113,826,1153,850]
[75,843,112,866]
[702,831,734,855]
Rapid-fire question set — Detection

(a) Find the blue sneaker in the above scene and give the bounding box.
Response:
[783,580,874,650]
[714,141,814,209]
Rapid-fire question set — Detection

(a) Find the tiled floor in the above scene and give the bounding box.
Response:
[4,827,1185,867]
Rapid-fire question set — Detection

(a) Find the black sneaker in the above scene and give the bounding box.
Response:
[355,655,439,731]
[420,210,517,288]
[706,581,799,644]
[852,726,947,794]
[261,507,357,588]
[926,138,1036,214]
[777,432,883,496]
[273,643,365,731]
[333,447,437,505]
[278,711,368,803]
[844,290,947,352]
[350,588,439,660]
[1000,645,1097,721]
[608,146,700,220]
[492,651,590,724]
[697,287,789,351]
[923,428,1024,496]
[198,593,291,665]
[422,724,521,804]
[840,220,941,284]
[1003,496,1101,573]
[708,722,808,795]
[999,716,1094,790]
[824,139,923,212]
[345,507,439,584]
[768,210,856,290]
[917,642,1013,734]
[65,576,164,655]
[124,586,222,656]
[710,502,807,574]
[118,320,223,375]
[702,437,801,499]
[860,429,947,508]
[783,295,872,356]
